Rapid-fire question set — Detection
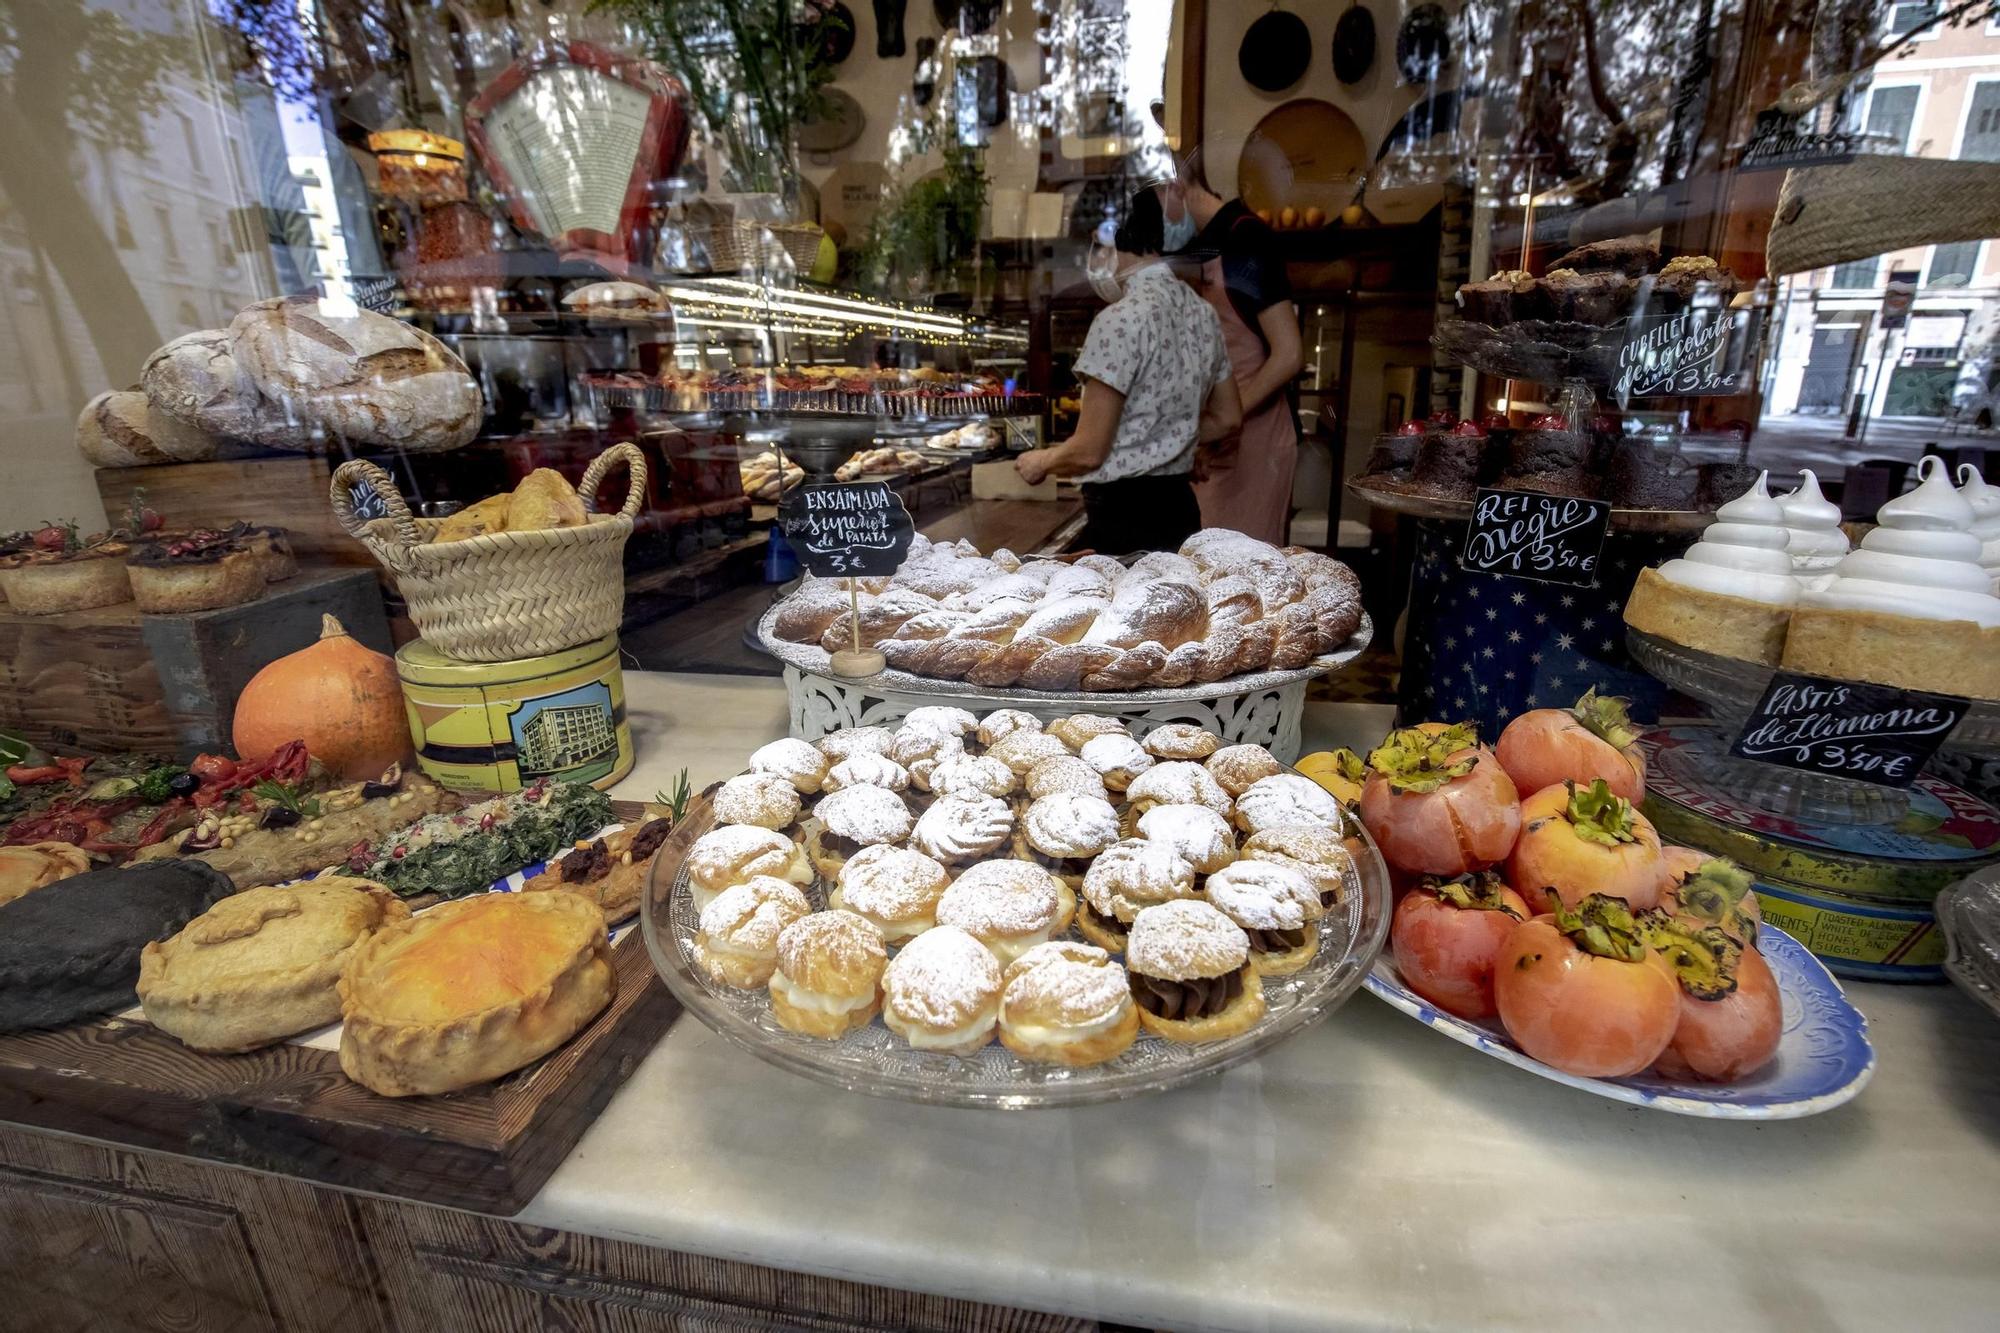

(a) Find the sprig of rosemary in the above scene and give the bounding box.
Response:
[252,778,321,819]
[654,767,692,824]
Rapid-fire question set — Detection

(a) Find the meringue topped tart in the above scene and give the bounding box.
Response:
[1622,470,1800,664]
[1782,456,2000,699]
[1958,463,2000,589]
[1776,468,1849,587]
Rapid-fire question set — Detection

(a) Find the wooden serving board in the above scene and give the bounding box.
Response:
[0,800,684,1216]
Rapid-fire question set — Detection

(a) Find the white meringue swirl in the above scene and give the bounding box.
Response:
[1959,463,2000,589]
[1777,468,1849,581]
[1804,455,2000,627]
[1654,471,1800,607]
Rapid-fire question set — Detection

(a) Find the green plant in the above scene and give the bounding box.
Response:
[600,0,846,199]
[854,140,988,292]
[654,767,692,824]
[252,778,321,819]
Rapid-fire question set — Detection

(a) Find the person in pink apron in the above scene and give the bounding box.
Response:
[1154,168,1304,546]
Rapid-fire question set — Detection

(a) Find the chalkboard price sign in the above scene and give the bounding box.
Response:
[1729,672,1968,789]
[1458,489,1611,587]
[779,481,916,578]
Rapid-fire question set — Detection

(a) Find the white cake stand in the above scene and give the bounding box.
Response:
[756,608,1374,764]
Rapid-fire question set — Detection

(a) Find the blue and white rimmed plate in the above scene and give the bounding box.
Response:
[1365,924,1875,1119]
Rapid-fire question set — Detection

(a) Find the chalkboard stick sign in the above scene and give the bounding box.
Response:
[778,480,917,678]
[1728,672,1969,789]
[1458,489,1612,587]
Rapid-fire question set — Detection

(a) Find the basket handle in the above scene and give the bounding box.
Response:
[581,441,648,519]
[330,458,422,547]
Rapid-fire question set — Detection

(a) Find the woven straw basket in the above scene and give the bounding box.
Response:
[1769,156,2000,277]
[331,442,645,662]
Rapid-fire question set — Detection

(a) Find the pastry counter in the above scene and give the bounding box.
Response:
[6,672,2000,1332]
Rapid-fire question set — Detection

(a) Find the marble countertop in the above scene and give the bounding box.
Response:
[509,672,2000,1333]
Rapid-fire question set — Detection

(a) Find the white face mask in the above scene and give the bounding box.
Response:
[1161,195,1198,253]
[1085,240,1123,304]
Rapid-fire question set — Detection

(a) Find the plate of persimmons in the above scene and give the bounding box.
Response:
[1302,690,1874,1119]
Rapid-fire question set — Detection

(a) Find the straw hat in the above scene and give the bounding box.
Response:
[1767,155,2000,276]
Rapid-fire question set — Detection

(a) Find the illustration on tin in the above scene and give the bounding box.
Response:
[508,681,619,784]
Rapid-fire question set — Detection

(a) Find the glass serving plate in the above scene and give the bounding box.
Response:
[1626,626,2000,822]
[640,795,1393,1108]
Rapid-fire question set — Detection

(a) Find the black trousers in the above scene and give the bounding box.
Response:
[1074,474,1203,555]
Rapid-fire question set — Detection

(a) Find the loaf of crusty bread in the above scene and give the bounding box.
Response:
[228,295,482,452]
[774,529,1364,692]
[75,390,216,468]
[140,329,283,446]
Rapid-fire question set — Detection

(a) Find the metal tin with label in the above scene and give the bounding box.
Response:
[396,635,632,794]
[1749,879,1945,983]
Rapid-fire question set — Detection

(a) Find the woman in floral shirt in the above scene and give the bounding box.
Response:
[1014,191,1242,553]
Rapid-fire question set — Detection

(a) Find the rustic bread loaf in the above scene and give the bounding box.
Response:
[140,329,277,445]
[228,295,481,452]
[74,390,216,468]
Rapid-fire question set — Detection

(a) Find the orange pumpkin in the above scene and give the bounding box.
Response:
[233,614,410,780]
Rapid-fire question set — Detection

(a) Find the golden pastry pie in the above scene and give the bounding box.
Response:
[0,841,91,906]
[338,892,615,1097]
[138,878,409,1053]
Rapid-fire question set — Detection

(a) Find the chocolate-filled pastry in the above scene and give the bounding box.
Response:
[1123,899,1266,1043]
[0,859,235,1032]
[1202,860,1325,976]
[1078,837,1195,953]
[807,785,913,880]
[1242,822,1356,909]
[998,941,1138,1067]
[1015,792,1120,891]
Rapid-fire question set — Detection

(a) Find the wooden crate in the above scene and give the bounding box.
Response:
[0,802,682,1216]
[94,456,372,572]
[0,568,390,758]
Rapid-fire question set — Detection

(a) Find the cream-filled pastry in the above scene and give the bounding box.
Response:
[1232,773,1346,834]
[1124,761,1231,817]
[748,738,829,794]
[1206,743,1282,797]
[987,729,1071,776]
[1080,733,1153,791]
[929,753,1016,799]
[935,859,1075,964]
[1202,860,1324,976]
[899,705,979,738]
[887,725,964,791]
[815,726,897,762]
[1077,837,1196,952]
[712,772,803,831]
[998,941,1138,1067]
[768,909,887,1039]
[1016,792,1121,888]
[1124,899,1266,1043]
[824,753,911,793]
[806,785,912,879]
[910,793,1014,864]
[1025,754,1110,802]
[1142,723,1222,760]
[695,876,813,988]
[829,844,951,943]
[1048,713,1130,750]
[1242,823,1356,908]
[881,925,1003,1054]
[977,708,1043,747]
[687,825,811,910]
[1135,804,1238,876]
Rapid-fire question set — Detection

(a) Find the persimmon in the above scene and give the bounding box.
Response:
[1391,871,1531,1020]
[1495,687,1647,804]
[1644,912,1782,1082]
[1494,894,1680,1078]
[1658,855,1762,949]
[1359,723,1521,876]
[1508,778,1663,915]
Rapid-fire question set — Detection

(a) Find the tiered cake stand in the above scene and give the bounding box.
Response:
[755,608,1375,764]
